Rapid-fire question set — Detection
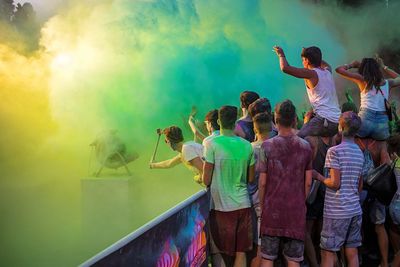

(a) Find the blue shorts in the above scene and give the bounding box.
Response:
[358,108,389,141]
[390,195,400,225]
[261,235,304,262]
[320,215,362,251]
[369,199,386,225]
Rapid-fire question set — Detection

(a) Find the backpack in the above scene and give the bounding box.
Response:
[362,149,375,183]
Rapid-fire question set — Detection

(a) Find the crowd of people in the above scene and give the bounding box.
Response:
[150,45,400,267]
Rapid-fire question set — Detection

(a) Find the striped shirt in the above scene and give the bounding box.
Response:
[324,140,364,219]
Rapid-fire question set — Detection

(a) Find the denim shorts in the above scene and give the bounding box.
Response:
[298,115,338,138]
[320,215,362,251]
[390,195,400,225]
[369,199,386,225]
[358,108,389,141]
[261,235,304,262]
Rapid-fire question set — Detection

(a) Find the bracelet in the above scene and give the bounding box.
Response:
[344,64,351,70]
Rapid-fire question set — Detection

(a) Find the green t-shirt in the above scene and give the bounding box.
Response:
[204,135,255,211]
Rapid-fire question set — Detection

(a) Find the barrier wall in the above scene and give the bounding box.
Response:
[80,189,209,267]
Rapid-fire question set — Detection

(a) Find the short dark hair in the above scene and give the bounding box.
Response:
[253,112,272,134]
[163,126,184,143]
[301,46,322,67]
[339,111,361,137]
[248,98,272,118]
[240,91,259,109]
[275,100,296,127]
[205,109,220,130]
[219,106,237,129]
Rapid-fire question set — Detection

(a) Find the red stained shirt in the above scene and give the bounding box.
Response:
[258,135,313,241]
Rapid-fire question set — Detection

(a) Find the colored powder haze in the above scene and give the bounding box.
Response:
[0,0,399,266]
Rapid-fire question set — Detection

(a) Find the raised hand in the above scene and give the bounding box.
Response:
[273,46,285,57]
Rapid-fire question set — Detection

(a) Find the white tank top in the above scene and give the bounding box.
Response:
[305,68,341,123]
[360,80,389,112]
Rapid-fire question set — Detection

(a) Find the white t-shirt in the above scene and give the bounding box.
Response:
[360,80,389,112]
[306,68,341,123]
[181,141,204,175]
[202,130,220,147]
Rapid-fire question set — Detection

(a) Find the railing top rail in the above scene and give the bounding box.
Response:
[79,189,208,267]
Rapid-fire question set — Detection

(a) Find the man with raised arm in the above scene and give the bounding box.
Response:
[273,46,341,138]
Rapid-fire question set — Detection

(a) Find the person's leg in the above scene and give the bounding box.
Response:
[260,236,279,267]
[249,199,259,267]
[286,260,300,267]
[210,210,238,266]
[392,251,400,267]
[282,238,304,267]
[233,252,246,267]
[321,250,336,267]
[376,224,389,267]
[370,200,389,267]
[344,248,359,267]
[260,259,273,267]
[390,225,400,267]
[298,116,324,138]
[390,199,400,267]
[211,253,227,267]
[343,215,362,267]
[320,217,348,267]
[378,140,391,165]
[221,254,234,267]
[234,208,252,267]
[305,219,319,267]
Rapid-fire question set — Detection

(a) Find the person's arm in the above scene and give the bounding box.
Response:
[150,154,182,169]
[379,142,391,165]
[376,56,399,79]
[188,156,204,175]
[305,136,318,160]
[273,46,316,79]
[388,76,400,89]
[335,61,365,88]
[188,115,207,141]
[305,170,312,198]
[383,66,400,79]
[202,162,214,186]
[234,123,246,139]
[259,172,267,211]
[358,175,363,193]
[247,164,255,184]
[312,168,341,190]
[321,60,332,73]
